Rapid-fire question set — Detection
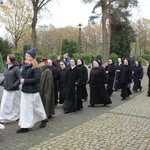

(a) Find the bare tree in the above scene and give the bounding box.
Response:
[0,0,31,50]
[133,18,150,55]
[30,0,53,48]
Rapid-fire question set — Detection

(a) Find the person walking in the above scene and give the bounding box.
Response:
[47,59,59,105]
[147,61,150,97]
[114,58,123,91]
[120,59,132,100]
[0,54,21,123]
[53,55,61,68]
[105,59,116,96]
[0,123,5,129]
[17,48,47,133]
[63,59,83,114]
[88,60,112,107]
[77,59,88,101]
[132,61,143,92]
[58,61,68,104]
[39,58,55,119]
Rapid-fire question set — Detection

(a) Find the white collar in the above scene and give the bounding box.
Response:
[71,65,76,69]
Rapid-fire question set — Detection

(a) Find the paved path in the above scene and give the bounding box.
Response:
[0,67,149,150]
[30,90,150,150]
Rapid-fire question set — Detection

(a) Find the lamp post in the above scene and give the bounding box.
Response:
[77,23,83,58]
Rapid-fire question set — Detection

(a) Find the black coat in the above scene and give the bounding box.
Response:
[147,65,150,94]
[120,65,132,84]
[2,63,20,91]
[77,64,88,99]
[89,66,107,88]
[105,64,116,82]
[89,66,112,105]
[115,63,123,80]
[133,65,143,83]
[65,66,82,100]
[21,64,41,93]
[77,64,88,83]
[63,66,82,112]
[53,60,61,69]
[58,67,68,89]
[48,65,59,102]
[48,66,59,82]
[58,67,68,103]
[147,65,150,78]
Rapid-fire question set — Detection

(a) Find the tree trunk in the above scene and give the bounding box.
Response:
[14,40,18,50]
[31,7,38,48]
[101,0,109,64]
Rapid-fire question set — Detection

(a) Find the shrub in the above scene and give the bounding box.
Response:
[0,53,4,73]
[137,56,147,66]
[48,53,57,60]
[141,54,150,61]
[13,51,23,63]
[110,53,118,64]
[23,44,31,56]
[72,53,102,65]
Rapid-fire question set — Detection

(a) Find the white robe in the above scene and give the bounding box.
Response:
[19,92,47,128]
[0,123,5,129]
[0,90,21,123]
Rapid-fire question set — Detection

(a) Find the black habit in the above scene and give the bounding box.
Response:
[147,64,150,96]
[132,65,143,92]
[58,67,68,104]
[89,66,112,106]
[48,65,59,105]
[105,63,116,96]
[77,64,88,100]
[63,66,83,113]
[120,65,132,99]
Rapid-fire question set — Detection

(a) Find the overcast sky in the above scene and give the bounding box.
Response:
[0,0,150,37]
[39,0,150,27]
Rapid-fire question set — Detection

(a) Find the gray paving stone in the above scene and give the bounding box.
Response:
[1,68,150,149]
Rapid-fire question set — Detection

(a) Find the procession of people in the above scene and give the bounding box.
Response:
[0,48,148,133]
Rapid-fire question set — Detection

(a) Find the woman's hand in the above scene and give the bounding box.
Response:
[20,78,25,84]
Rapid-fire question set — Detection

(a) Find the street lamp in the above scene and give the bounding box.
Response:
[77,23,83,58]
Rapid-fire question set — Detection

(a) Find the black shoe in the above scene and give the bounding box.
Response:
[121,97,126,100]
[103,104,107,107]
[55,101,58,106]
[88,104,95,107]
[64,110,70,114]
[48,115,52,119]
[17,128,29,133]
[133,90,138,93]
[139,87,142,92]
[39,119,48,128]
[84,97,87,101]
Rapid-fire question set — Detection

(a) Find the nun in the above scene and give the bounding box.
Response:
[88,60,112,107]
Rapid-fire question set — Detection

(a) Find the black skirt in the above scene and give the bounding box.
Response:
[90,86,112,105]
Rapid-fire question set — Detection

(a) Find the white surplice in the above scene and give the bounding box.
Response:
[0,90,21,123]
[18,92,47,128]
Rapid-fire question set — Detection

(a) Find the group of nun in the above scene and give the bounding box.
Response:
[0,50,148,132]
